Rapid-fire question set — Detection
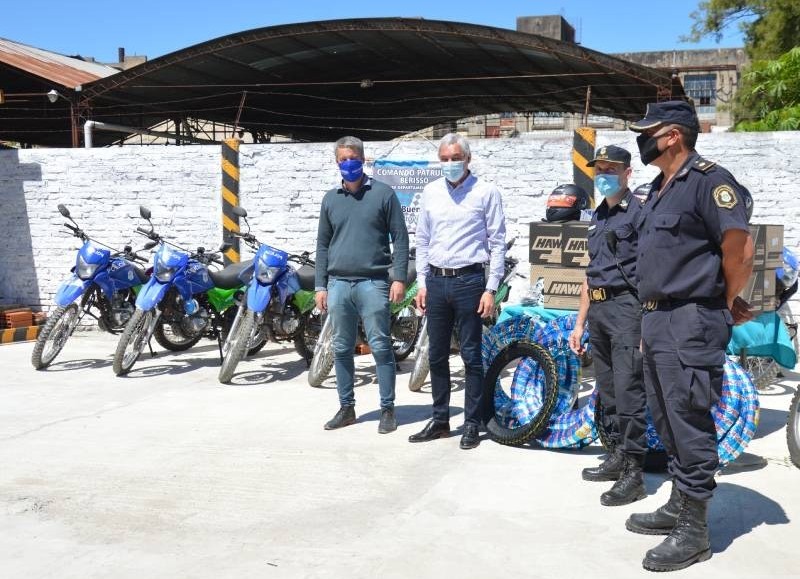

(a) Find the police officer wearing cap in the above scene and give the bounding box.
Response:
[568,145,649,507]
[625,101,754,572]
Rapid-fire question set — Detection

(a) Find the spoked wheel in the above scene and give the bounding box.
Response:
[31,304,80,369]
[391,306,421,362]
[218,309,256,384]
[154,321,202,352]
[113,308,155,376]
[741,355,780,391]
[484,341,559,446]
[294,310,324,363]
[408,319,429,392]
[308,315,334,387]
[788,388,800,469]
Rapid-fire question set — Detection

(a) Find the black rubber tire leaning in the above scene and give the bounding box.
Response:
[308,315,335,387]
[153,321,203,352]
[788,387,800,469]
[218,309,255,384]
[113,308,154,376]
[484,341,559,446]
[31,303,80,369]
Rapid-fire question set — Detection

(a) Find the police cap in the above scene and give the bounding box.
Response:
[587,145,631,168]
[630,100,700,133]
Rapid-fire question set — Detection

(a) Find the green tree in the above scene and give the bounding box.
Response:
[734,46,800,130]
[687,0,800,60]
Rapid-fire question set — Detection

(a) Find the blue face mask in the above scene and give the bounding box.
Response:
[441,161,466,183]
[594,174,622,197]
[338,158,364,183]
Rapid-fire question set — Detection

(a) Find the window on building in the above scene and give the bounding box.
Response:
[684,74,717,117]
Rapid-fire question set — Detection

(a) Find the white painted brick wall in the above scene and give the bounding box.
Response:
[2,132,799,318]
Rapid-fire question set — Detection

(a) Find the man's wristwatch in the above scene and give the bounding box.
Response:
[485,289,497,295]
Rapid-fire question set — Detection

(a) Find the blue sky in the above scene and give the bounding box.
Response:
[2,0,747,62]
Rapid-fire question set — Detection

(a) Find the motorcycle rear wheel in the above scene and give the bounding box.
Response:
[113,308,154,376]
[31,304,80,369]
[391,306,421,362]
[308,316,335,387]
[154,321,203,352]
[218,309,255,384]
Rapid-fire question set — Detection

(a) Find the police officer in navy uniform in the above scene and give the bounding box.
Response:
[569,145,649,507]
[625,101,754,572]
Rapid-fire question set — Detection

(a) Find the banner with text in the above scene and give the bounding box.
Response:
[373,160,441,234]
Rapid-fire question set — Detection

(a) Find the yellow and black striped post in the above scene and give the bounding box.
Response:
[0,325,41,345]
[221,138,241,265]
[572,127,596,208]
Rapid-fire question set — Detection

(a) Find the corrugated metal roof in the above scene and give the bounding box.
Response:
[0,37,117,88]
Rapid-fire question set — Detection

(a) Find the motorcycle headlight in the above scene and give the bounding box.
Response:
[155,264,177,282]
[256,263,281,284]
[76,254,99,280]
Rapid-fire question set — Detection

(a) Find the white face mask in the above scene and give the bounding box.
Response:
[441,160,465,182]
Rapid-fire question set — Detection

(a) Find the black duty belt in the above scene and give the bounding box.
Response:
[588,286,631,303]
[642,296,727,312]
[429,263,484,277]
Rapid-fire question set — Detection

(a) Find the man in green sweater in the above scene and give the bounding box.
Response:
[315,136,410,434]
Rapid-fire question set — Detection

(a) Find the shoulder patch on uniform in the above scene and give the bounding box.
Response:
[712,184,737,209]
[693,157,717,173]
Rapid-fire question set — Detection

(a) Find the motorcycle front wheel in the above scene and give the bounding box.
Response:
[113,308,155,376]
[294,310,324,363]
[788,388,800,469]
[408,320,429,392]
[218,309,255,384]
[308,315,335,387]
[31,303,80,369]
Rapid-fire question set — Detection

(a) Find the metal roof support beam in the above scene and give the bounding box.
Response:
[83,120,218,148]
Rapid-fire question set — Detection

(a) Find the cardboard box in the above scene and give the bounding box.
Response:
[530,264,586,310]
[528,222,564,266]
[738,270,764,313]
[528,222,589,268]
[749,224,783,270]
[561,222,590,268]
[762,268,778,312]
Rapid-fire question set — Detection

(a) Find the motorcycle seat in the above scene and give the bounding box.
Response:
[209,259,253,289]
[296,264,316,291]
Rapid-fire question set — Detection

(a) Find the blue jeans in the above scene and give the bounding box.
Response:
[327,278,395,409]
[426,270,486,425]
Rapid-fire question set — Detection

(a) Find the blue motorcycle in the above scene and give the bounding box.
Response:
[31,204,150,369]
[217,205,318,383]
[112,206,256,376]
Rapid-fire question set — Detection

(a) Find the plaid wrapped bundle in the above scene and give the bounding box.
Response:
[483,312,760,462]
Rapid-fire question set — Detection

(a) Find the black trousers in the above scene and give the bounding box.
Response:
[641,302,732,500]
[588,292,647,457]
[426,271,485,425]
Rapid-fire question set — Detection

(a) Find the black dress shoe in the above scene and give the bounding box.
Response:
[459,423,480,449]
[408,420,450,443]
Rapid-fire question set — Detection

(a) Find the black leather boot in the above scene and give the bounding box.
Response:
[582,448,624,482]
[626,480,681,535]
[642,493,712,572]
[600,454,646,506]
[324,406,356,430]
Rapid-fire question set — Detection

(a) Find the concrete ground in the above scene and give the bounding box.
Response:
[1,332,799,579]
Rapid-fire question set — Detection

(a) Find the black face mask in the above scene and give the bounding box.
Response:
[637,133,665,166]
